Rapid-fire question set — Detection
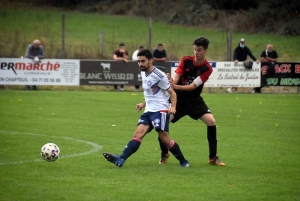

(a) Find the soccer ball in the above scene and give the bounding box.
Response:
[41,143,60,162]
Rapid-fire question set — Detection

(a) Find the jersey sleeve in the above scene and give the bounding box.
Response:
[199,65,213,84]
[175,58,185,76]
[158,75,170,90]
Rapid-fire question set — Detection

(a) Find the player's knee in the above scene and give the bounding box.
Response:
[132,131,144,140]
[206,117,216,126]
[133,124,150,139]
[158,131,170,143]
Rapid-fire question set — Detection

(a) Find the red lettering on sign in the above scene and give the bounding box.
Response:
[13,61,61,71]
[261,66,268,75]
[275,64,291,73]
[295,65,300,73]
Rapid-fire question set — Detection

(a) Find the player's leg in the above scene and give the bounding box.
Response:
[103,113,151,167]
[118,124,150,160]
[200,113,225,166]
[158,130,189,167]
[157,110,185,164]
[157,113,174,164]
[151,111,189,167]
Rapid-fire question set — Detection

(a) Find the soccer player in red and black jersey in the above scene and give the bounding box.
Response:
[158,37,226,166]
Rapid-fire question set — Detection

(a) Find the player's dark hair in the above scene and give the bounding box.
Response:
[137,49,153,60]
[119,43,125,47]
[158,43,163,46]
[193,37,210,49]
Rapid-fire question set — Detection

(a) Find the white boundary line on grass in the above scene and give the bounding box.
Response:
[0,130,103,165]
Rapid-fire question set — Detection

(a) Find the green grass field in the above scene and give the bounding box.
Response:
[0,4,300,61]
[0,90,299,201]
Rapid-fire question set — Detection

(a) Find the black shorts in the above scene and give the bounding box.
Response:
[171,98,211,123]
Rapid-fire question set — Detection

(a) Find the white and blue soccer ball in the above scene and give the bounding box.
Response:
[41,143,60,162]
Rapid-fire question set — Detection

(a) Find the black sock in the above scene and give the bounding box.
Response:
[158,137,169,156]
[207,126,217,159]
[168,142,187,163]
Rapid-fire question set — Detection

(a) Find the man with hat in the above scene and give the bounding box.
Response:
[227,38,259,93]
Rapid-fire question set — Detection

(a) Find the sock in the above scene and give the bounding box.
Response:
[167,140,187,163]
[158,137,169,156]
[207,126,217,159]
[119,138,141,160]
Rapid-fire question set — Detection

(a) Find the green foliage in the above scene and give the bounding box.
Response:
[0,91,299,200]
[0,5,299,61]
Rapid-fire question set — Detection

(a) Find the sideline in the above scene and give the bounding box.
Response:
[0,130,103,165]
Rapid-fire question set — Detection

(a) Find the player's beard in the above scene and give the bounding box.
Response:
[140,65,149,71]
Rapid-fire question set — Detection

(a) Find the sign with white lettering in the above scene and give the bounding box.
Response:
[79,60,171,85]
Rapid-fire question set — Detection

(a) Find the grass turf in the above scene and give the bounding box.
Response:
[0,90,299,201]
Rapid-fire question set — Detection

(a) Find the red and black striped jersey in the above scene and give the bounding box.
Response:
[175,56,212,99]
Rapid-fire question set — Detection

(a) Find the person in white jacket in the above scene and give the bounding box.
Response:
[132,45,144,91]
[132,45,144,61]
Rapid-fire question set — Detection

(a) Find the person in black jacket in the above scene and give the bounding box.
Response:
[252,44,278,93]
[227,38,259,93]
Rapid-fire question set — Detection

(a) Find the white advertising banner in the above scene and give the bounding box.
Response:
[171,61,260,87]
[0,58,79,85]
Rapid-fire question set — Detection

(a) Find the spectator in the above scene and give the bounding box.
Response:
[25,39,45,90]
[227,38,259,93]
[113,43,128,91]
[252,44,278,93]
[132,45,144,61]
[153,43,167,62]
[132,45,144,91]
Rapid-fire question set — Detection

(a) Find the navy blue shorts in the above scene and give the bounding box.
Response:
[138,110,170,132]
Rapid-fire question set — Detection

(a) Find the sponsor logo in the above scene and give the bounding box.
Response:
[152,118,160,127]
[0,61,60,75]
[101,63,111,71]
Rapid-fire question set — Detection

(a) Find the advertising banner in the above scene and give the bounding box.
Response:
[171,61,261,87]
[261,62,300,86]
[0,58,80,85]
[80,60,171,85]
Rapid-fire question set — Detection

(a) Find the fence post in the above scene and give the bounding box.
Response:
[226,26,232,61]
[147,17,152,50]
[99,30,104,55]
[61,13,65,59]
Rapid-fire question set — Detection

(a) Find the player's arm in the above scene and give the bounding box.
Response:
[171,82,197,91]
[171,66,212,91]
[167,87,176,114]
[171,73,180,85]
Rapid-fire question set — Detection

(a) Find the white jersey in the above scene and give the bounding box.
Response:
[141,67,170,112]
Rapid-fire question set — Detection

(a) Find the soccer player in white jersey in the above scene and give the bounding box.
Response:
[103,49,189,167]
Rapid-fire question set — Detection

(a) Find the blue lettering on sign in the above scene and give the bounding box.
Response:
[209,62,216,68]
[171,62,179,67]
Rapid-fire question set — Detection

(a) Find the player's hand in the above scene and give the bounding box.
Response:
[136,103,145,112]
[123,58,128,63]
[170,79,178,89]
[255,60,260,64]
[165,73,171,80]
[168,107,176,115]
